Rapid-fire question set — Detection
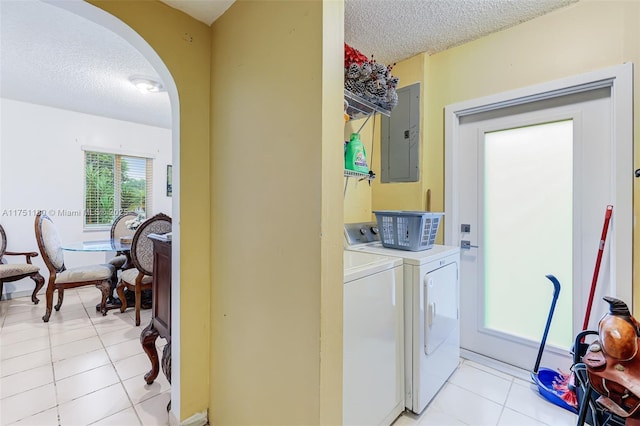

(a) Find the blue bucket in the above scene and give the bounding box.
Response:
[531,367,577,414]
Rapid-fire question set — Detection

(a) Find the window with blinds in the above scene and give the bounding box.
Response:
[84,151,152,228]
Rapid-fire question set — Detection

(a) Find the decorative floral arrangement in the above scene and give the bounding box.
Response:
[125,212,146,231]
[344,43,399,111]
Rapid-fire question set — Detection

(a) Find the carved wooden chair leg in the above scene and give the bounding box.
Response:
[30,272,45,304]
[54,288,64,311]
[116,280,127,313]
[97,281,110,316]
[135,282,142,326]
[43,281,55,322]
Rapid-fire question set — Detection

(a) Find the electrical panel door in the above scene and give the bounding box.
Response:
[381,82,420,182]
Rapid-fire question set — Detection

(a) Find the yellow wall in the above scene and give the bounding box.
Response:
[92,0,343,424]
[89,0,212,420]
[320,3,346,423]
[424,0,640,308]
[210,1,343,425]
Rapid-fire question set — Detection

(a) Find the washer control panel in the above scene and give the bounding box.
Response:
[344,222,381,246]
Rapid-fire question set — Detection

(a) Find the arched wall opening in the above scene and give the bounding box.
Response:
[43,0,183,419]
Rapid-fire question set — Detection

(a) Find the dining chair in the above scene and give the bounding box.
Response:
[108,211,138,270]
[116,213,171,326]
[0,223,45,303]
[34,212,115,322]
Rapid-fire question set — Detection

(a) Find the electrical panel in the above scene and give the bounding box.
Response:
[381,82,420,182]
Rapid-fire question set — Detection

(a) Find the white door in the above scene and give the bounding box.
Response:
[444,65,633,371]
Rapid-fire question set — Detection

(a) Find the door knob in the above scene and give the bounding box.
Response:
[460,240,479,250]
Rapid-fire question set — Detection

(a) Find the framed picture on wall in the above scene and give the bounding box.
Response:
[166,165,172,197]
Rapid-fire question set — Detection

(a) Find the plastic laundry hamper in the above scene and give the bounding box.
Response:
[373,210,443,251]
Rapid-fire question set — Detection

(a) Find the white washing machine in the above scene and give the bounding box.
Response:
[345,222,461,415]
[343,251,404,426]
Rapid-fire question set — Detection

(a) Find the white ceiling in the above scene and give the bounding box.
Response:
[0,0,577,130]
[0,0,172,128]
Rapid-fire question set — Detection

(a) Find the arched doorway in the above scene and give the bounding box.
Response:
[49,1,183,421]
[1,0,182,422]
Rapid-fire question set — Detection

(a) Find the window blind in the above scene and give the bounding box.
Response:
[85,152,115,226]
[84,151,152,227]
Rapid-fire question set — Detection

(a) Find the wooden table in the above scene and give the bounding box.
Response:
[140,235,171,387]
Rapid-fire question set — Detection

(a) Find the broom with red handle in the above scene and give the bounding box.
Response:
[558,205,613,407]
[582,205,613,333]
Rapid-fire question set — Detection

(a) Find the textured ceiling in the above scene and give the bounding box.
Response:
[0,0,171,129]
[0,0,577,130]
[345,0,577,64]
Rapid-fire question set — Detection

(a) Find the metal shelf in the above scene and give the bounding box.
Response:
[343,169,376,197]
[344,89,391,121]
[344,169,375,180]
[343,90,383,198]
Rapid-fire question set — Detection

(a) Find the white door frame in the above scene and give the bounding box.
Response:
[445,63,634,310]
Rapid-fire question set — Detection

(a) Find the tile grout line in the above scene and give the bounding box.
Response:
[93,302,146,426]
[459,358,560,426]
[48,308,64,426]
[494,378,515,426]
[48,289,133,425]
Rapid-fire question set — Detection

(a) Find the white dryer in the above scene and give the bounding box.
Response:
[345,222,461,415]
[343,251,404,426]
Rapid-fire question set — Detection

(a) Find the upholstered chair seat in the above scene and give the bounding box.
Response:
[0,224,45,303]
[34,212,115,322]
[0,262,40,278]
[120,268,152,285]
[55,264,114,284]
[117,213,171,326]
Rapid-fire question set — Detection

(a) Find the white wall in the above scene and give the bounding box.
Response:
[0,98,171,299]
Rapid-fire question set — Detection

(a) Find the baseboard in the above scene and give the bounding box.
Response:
[170,410,208,426]
[1,289,35,301]
[460,348,531,382]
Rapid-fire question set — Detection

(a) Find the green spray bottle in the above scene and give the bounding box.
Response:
[344,132,368,173]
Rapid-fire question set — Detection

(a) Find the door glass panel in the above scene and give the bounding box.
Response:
[483,120,573,349]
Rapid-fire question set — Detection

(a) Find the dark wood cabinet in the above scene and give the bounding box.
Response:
[140,236,171,385]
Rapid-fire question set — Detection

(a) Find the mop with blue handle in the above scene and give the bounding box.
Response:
[531,274,577,412]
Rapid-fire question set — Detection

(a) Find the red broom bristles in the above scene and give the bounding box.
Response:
[553,369,578,408]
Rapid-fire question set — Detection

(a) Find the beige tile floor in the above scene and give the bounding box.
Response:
[0,287,170,426]
[393,358,578,426]
[2,287,579,426]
